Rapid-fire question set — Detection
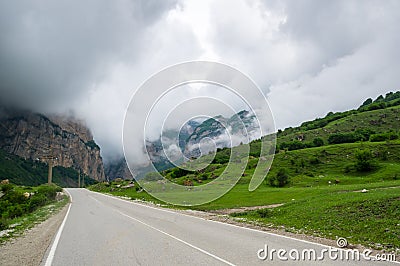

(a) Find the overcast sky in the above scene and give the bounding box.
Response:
[1,0,399,161]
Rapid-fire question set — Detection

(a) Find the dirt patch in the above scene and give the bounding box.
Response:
[129,197,398,260]
[208,203,284,215]
[0,203,69,266]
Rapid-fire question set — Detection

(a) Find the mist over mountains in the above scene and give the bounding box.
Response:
[107,109,261,179]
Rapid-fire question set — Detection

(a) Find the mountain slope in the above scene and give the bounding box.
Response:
[0,147,96,187]
[0,108,105,181]
[159,91,400,186]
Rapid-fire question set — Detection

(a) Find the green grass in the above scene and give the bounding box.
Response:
[278,105,400,145]
[89,95,400,250]
[231,186,400,251]
[89,140,400,250]
[0,193,69,243]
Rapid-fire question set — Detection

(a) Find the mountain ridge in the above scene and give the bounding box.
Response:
[0,107,105,182]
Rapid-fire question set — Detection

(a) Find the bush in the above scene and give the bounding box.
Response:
[28,193,48,211]
[212,148,231,164]
[199,173,208,180]
[256,208,271,218]
[0,218,8,230]
[312,138,324,147]
[328,133,362,144]
[37,184,61,200]
[370,132,398,142]
[354,149,375,172]
[268,168,290,187]
[280,140,307,151]
[170,168,193,179]
[1,183,13,193]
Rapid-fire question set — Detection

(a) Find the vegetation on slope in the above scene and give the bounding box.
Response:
[0,183,69,242]
[90,91,400,251]
[0,148,97,187]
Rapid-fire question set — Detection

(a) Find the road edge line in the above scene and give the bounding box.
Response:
[43,189,73,266]
[88,189,400,264]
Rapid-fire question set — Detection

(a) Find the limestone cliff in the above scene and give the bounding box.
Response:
[0,108,105,181]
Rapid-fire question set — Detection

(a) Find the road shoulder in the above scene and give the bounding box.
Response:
[0,202,69,266]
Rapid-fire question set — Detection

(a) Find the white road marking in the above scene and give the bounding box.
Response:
[90,189,400,264]
[116,209,236,266]
[44,189,72,266]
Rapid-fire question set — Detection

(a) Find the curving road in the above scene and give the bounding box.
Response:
[44,189,398,265]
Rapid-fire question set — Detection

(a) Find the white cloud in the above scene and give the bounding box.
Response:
[1,0,399,162]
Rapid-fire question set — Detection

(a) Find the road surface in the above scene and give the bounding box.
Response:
[45,189,398,265]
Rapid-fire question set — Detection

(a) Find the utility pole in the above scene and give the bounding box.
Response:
[41,155,57,185]
[78,169,81,188]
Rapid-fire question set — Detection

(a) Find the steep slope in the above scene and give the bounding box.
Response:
[160,91,400,186]
[0,108,105,181]
[104,158,133,180]
[0,148,96,187]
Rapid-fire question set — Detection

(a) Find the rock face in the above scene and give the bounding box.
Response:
[0,108,105,181]
[184,110,260,158]
[106,110,261,180]
[105,158,133,180]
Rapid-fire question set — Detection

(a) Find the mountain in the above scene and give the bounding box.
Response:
[0,108,105,181]
[104,158,133,180]
[0,147,97,187]
[105,110,260,180]
[184,110,260,158]
[159,90,400,186]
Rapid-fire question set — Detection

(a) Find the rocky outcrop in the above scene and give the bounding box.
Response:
[105,110,260,180]
[104,158,133,180]
[0,108,105,181]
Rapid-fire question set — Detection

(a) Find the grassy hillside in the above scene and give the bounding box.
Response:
[90,91,400,251]
[0,183,69,242]
[0,148,96,187]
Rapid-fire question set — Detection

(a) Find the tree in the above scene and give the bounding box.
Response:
[328,133,361,144]
[354,149,374,172]
[268,168,290,187]
[312,137,324,147]
[361,98,373,107]
[375,95,384,102]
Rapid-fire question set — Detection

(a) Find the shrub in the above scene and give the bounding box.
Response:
[1,183,13,193]
[268,168,290,187]
[37,184,61,200]
[354,149,375,172]
[0,218,8,230]
[369,132,398,142]
[212,148,231,164]
[328,133,362,144]
[312,138,324,147]
[170,168,193,179]
[280,140,307,151]
[28,193,48,211]
[199,173,208,180]
[256,208,271,218]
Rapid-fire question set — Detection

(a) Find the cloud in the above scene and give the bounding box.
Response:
[1,0,399,163]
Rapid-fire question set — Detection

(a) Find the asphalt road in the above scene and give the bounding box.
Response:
[45,188,398,265]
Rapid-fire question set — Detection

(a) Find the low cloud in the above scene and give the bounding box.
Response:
[1,0,399,163]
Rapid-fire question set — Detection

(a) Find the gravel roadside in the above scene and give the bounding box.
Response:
[0,203,69,266]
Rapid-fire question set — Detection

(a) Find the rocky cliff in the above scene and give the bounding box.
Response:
[0,108,105,181]
[105,158,133,180]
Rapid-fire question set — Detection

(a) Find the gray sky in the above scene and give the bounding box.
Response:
[1,0,399,161]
